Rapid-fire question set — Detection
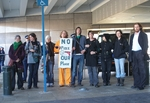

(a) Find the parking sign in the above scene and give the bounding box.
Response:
[37,0,48,6]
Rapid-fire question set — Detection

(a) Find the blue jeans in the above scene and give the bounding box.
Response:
[46,60,54,84]
[114,58,126,78]
[71,55,84,85]
[87,66,98,85]
[23,57,28,81]
[0,61,3,73]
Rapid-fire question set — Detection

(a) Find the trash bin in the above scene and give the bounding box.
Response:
[3,66,12,95]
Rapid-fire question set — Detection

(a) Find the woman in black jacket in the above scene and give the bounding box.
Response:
[113,30,128,86]
[101,34,113,86]
[85,31,99,87]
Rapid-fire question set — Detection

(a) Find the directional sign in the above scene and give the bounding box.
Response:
[37,0,48,6]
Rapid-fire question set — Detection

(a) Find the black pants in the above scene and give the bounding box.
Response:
[101,60,112,84]
[11,67,23,90]
[28,63,39,88]
[132,50,146,88]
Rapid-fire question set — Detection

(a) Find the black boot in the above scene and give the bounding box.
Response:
[116,78,120,86]
[120,78,124,86]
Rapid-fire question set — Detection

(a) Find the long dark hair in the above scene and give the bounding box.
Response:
[75,27,82,35]
[29,33,37,42]
[114,30,124,43]
[133,23,143,32]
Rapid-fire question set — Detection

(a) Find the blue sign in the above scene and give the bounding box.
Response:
[37,0,48,6]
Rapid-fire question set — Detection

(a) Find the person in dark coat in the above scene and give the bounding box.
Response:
[113,30,128,86]
[8,35,25,91]
[101,34,113,86]
[129,23,149,90]
[0,47,5,73]
[22,35,29,82]
[85,31,100,87]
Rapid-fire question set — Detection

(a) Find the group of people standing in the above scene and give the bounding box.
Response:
[7,23,149,91]
[8,33,41,90]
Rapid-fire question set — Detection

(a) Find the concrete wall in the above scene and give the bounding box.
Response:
[0,12,92,64]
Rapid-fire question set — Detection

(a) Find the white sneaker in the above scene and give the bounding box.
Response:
[46,83,50,87]
[50,83,54,87]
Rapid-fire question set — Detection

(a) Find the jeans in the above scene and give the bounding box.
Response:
[87,66,98,85]
[114,58,126,78]
[23,57,28,81]
[0,61,3,73]
[28,63,39,88]
[101,60,112,83]
[46,60,54,84]
[11,66,23,90]
[71,55,84,85]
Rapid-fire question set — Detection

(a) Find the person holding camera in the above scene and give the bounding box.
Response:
[25,33,41,89]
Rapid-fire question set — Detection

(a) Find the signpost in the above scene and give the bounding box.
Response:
[59,38,72,68]
[37,0,48,92]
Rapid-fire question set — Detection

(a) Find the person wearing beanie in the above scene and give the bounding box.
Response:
[100,33,113,86]
[113,30,128,86]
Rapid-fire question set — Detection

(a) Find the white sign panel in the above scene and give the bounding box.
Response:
[59,38,72,68]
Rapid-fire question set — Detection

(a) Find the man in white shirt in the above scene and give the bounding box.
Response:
[129,23,149,90]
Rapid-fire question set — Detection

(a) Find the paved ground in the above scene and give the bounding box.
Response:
[0,69,150,103]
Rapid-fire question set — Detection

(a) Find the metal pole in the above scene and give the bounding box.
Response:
[42,5,47,92]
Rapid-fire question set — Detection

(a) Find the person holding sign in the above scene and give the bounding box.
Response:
[85,31,100,88]
[71,27,86,87]
[54,30,71,87]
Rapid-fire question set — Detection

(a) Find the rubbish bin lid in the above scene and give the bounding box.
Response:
[2,66,12,72]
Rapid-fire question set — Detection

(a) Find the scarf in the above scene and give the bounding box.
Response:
[13,41,22,50]
[76,35,80,39]
[46,42,54,56]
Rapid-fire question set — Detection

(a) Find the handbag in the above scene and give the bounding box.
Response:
[32,45,40,63]
[8,59,14,66]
